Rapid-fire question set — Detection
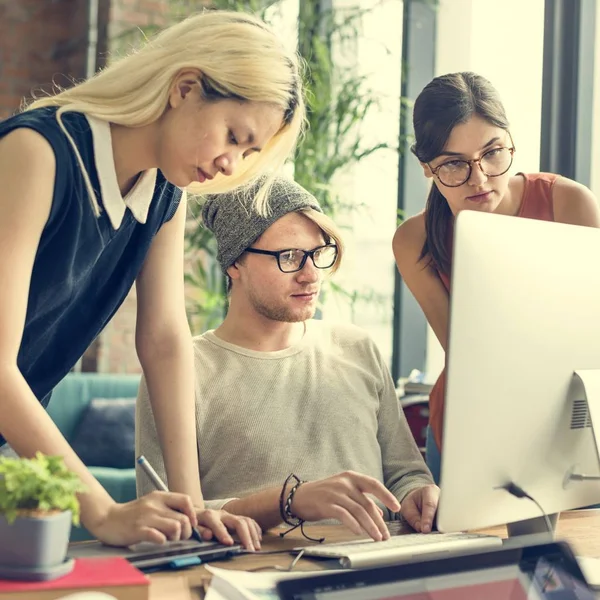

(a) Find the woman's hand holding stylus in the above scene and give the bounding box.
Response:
[87,492,262,549]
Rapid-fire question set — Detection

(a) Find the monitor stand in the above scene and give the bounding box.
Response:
[506,513,558,538]
[574,370,600,459]
[567,370,600,484]
[504,371,600,541]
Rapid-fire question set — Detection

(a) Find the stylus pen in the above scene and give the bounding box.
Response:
[136,454,204,543]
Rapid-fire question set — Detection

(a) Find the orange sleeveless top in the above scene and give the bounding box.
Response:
[429,172,558,450]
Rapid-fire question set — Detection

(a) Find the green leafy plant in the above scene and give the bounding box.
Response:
[0,452,87,525]
[184,210,229,332]
[294,2,394,215]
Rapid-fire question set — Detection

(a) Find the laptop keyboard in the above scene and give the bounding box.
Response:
[299,532,503,568]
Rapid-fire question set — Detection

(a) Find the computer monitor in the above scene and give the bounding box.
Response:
[437,210,600,536]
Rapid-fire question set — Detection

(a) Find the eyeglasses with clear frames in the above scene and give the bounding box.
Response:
[429,146,515,188]
[244,244,338,273]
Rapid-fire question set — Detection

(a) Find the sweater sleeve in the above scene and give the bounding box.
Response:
[373,345,434,504]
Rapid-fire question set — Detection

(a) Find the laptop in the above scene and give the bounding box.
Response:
[69,538,242,571]
[278,538,595,600]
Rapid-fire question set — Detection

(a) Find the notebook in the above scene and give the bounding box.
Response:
[0,557,149,600]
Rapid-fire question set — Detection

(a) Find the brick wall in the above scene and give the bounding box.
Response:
[0,0,89,118]
[97,286,141,374]
[108,0,169,55]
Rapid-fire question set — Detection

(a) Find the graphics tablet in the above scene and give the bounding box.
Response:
[69,538,242,570]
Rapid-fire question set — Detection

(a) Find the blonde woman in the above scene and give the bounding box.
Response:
[0,10,304,549]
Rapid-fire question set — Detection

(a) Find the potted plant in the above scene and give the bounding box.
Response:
[0,451,86,573]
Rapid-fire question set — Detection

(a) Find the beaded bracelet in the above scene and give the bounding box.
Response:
[278,473,325,543]
[284,476,304,523]
[279,473,303,526]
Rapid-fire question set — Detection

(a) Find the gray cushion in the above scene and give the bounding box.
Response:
[71,398,136,469]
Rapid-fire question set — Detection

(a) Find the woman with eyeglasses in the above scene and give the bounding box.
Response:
[393,72,600,483]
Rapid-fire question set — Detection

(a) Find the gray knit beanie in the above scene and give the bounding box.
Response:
[202,175,323,273]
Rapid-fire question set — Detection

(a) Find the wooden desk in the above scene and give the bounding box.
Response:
[148,510,600,600]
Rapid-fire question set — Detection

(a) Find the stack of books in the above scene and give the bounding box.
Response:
[396,369,435,398]
[0,557,149,600]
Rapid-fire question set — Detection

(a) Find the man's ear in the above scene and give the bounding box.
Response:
[168,69,203,109]
[227,262,242,282]
[421,161,434,179]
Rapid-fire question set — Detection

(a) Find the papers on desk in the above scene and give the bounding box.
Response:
[577,556,600,589]
[205,565,328,600]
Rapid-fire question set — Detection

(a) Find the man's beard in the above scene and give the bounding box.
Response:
[248,290,317,323]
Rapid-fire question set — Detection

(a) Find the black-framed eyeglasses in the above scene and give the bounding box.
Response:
[429,146,515,188]
[244,244,338,273]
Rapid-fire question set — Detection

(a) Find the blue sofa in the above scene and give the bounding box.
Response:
[47,372,141,540]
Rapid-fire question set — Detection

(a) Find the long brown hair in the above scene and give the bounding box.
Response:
[412,72,509,274]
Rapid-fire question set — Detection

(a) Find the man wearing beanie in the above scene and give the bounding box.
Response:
[136,176,437,546]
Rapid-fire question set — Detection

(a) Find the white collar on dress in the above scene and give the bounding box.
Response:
[85,115,157,230]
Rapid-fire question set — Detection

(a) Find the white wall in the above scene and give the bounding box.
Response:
[322,0,404,366]
[425,0,545,378]
[591,3,600,199]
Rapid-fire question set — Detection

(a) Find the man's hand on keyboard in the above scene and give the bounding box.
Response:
[400,484,440,534]
[291,471,401,542]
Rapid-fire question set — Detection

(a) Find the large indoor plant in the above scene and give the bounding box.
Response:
[0,452,86,571]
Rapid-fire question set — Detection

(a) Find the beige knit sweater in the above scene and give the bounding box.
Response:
[135,320,433,517]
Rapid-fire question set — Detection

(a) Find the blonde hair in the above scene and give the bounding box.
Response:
[298,208,345,274]
[27,10,306,216]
